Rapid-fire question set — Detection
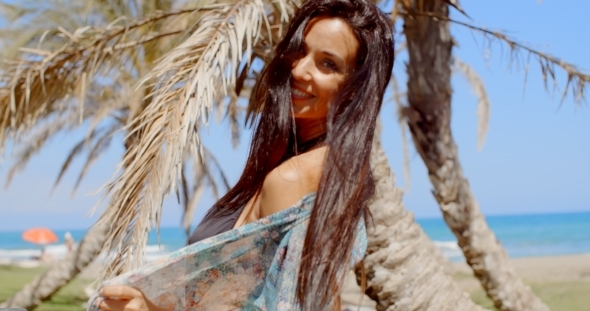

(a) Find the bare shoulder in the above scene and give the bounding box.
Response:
[258,146,327,218]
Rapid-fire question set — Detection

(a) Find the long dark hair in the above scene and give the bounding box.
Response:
[205,0,394,308]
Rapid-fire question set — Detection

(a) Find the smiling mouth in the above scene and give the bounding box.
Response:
[291,86,315,99]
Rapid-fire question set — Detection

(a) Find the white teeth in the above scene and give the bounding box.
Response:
[291,87,314,98]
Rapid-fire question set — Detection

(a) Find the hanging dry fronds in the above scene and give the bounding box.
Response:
[453,57,490,151]
[180,147,229,239]
[180,162,204,238]
[444,0,468,18]
[400,10,590,104]
[70,126,120,195]
[4,115,75,187]
[96,0,294,280]
[3,87,121,187]
[3,74,131,191]
[390,0,401,21]
[459,21,590,103]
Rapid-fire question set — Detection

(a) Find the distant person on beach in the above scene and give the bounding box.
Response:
[38,247,54,264]
[91,1,394,310]
[64,232,75,253]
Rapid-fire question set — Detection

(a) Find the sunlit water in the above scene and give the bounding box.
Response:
[1,211,589,264]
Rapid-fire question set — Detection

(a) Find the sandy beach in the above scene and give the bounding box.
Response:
[454,254,590,283]
[340,254,590,310]
[2,253,589,310]
[7,250,589,283]
[66,253,590,283]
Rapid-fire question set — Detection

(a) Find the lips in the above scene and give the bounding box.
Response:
[291,86,315,99]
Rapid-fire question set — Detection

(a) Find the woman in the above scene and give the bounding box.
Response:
[92,0,394,310]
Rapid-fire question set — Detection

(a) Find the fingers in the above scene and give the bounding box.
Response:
[100,285,141,300]
[94,285,155,311]
[95,296,148,311]
[96,297,130,311]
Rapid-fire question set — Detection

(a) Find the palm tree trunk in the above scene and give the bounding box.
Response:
[401,1,549,310]
[0,220,108,310]
[359,132,484,311]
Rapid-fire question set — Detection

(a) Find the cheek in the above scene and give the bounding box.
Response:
[316,76,345,104]
[310,81,341,118]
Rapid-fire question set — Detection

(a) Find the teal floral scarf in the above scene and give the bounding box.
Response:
[87,193,367,311]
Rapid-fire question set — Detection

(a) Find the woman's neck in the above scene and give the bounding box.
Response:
[295,118,327,143]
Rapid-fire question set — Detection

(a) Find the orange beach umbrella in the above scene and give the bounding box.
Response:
[22,227,59,245]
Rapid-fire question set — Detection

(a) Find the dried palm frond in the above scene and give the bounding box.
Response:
[3,86,119,184]
[401,10,590,104]
[52,128,102,191]
[71,125,120,195]
[4,115,75,187]
[460,22,590,104]
[180,147,229,239]
[225,60,256,146]
[4,77,127,189]
[199,147,231,197]
[0,0,94,58]
[444,0,468,18]
[390,0,466,22]
[96,0,295,280]
[453,57,490,151]
[0,5,209,150]
[181,179,205,238]
[389,0,401,21]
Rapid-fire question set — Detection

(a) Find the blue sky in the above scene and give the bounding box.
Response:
[1,0,589,231]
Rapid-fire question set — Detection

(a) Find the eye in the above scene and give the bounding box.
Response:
[322,59,339,72]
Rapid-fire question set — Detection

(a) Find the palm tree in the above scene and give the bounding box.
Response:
[0,0,588,310]
[393,1,589,310]
[0,1,227,309]
[362,124,485,310]
[0,1,478,310]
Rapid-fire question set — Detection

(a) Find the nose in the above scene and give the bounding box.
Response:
[291,55,313,82]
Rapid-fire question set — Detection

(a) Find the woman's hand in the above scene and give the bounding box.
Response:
[95,285,172,311]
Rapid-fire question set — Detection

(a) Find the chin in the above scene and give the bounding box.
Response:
[292,106,327,120]
[293,113,325,121]
[291,107,307,118]
[293,113,310,120]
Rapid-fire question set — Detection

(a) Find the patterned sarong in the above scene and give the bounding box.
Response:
[87,193,367,311]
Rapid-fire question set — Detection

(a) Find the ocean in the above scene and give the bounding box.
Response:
[1,211,589,264]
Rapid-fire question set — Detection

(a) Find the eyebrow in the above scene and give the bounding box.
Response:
[301,41,348,68]
[320,50,345,66]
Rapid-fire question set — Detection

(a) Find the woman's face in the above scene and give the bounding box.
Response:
[290,17,359,120]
